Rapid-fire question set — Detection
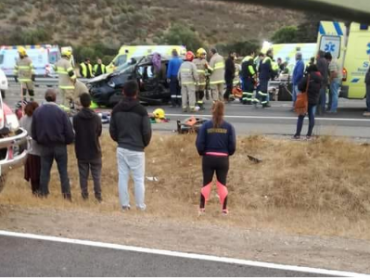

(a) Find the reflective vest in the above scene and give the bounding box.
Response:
[259,57,273,81]
[93,64,107,76]
[14,57,34,82]
[241,56,256,78]
[54,58,76,90]
[209,53,225,85]
[80,62,93,78]
[193,58,208,86]
[178,61,199,86]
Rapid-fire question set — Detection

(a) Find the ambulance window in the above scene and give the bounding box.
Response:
[0,55,4,65]
[319,35,341,59]
[116,55,127,66]
[49,51,59,64]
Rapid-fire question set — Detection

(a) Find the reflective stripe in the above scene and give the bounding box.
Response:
[67,67,74,72]
[197,82,206,86]
[19,78,32,82]
[181,69,191,72]
[210,80,225,84]
[197,70,205,73]
[248,65,255,75]
[56,67,68,74]
[258,91,268,96]
[182,82,195,85]
[171,95,177,98]
[214,62,225,70]
[18,66,32,70]
[206,152,228,157]
[71,75,77,80]
[60,86,75,89]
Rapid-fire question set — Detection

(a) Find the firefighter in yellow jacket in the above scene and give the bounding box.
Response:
[178,51,199,113]
[54,49,77,107]
[193,48,208,111]
[208,48,225,102]
[14,47,35,101]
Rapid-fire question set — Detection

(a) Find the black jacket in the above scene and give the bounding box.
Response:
[32,103,74,146]
[366,68,370,85]
[298,71,323,106]
[73,108,102,161]
[225,57,236,81]
[109,98,152,152]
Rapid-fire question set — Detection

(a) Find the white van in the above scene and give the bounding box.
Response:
[0,45,61,77]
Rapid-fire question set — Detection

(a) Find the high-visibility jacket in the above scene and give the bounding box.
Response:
[193,58,208,86]
[54,58,76,90]
[93,64,107,76]
[14,57,34,82]
[80,62,93,78]
[241,56,257,79]
[209,53,225,85]
[178,61,199,86]
[259,56,274,81]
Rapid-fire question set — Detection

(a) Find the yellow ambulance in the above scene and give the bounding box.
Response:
[107,45,187,73]
[317,21,370,99]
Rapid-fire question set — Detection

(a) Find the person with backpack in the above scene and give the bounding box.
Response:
[196,101,236,215]
[293,65,323,140]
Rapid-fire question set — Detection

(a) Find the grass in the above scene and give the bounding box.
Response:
[1,133,370,239]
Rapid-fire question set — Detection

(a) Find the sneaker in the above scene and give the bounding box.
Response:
[222,209,229,216]
[95,194,103,203]
[63,193,72,202]
[363,112,370,117]
[262,103,271,108]
[122,205,131,211]
[81,193,89,201]
[306,135,312,141]
[198,208,206,216]
[292,135,301,140]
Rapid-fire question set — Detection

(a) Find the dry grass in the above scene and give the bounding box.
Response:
[2,133,370,239]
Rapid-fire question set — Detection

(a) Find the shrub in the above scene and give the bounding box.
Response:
[271,26,298,44]
[161,24,204,52]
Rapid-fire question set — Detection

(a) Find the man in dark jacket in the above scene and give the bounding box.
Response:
[73,93,102,202]
[32,89,74,199]
[316,51,329,115]
[224,52,236,101]
[109,80,152,211]
[364,61,370,117]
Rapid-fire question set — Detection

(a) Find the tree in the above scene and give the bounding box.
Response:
[161,24,204,52]
[216,40,260,57]
[271,26,298,44]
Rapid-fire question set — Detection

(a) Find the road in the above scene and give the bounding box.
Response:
[4,87,370,138]
[0,233,357,277]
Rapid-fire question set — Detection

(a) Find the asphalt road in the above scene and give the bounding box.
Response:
[4,87,370,138]
[0,235,331,277]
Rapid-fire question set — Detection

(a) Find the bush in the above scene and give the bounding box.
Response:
[271,26,298,44]
[216,40,260,57]
[160,24,204,52]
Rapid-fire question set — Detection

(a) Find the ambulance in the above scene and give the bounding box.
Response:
[107,45,187,73]
[317,21,370,99]
[0,45,61,77]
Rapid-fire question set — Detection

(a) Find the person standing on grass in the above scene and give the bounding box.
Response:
[20,102,41,195]
[109,81,152,211]
[293,65,323,140]
[32,89,75,200]
[73,93,103,202]
[196,101,236,215]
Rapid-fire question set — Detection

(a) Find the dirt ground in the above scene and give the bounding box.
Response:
[1,133,370,273]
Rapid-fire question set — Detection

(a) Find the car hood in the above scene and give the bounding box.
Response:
[88,73,111,84]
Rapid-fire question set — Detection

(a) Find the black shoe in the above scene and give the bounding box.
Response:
[81,193,89,201]
[95,194,103,203]
[263,103,271,108]
[63,193,72,201]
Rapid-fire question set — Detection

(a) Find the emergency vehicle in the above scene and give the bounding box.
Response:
[0,45,60,77]
[107,45,187,73]
[317,21,370,99]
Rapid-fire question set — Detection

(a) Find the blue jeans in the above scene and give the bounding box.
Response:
[295,104,317,137]
[329,79,341,112]
[366,84,370,112]
[292,85,299,106]
[169,76,181,106]
[40,145,71,196]
[117,147,146,210]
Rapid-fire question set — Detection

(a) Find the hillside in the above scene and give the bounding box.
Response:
[0,0,311,49]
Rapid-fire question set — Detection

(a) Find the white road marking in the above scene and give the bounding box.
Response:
[166,113,370,123]
[0,230,366,277]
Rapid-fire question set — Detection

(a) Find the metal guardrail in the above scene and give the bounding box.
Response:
[8,78,90,88]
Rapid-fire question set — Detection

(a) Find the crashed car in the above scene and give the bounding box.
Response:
[0,72,28,193]
[88,55,171,107]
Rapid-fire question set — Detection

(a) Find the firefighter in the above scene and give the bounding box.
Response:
[14,47,35,101]
[93,58,107,76]
[240,51,257,105]
[208,48,225,102]
[178,51,199,113]
[79,58,94,78]
[54,49,77,107]
[193,48,208,111]
[257,49,276,108]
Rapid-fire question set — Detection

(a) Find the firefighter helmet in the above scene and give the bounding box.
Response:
[18,47,27,56]
[62,49,72,58]
[196,48,206,58]
[153,108,165,119]
[185,51,195,61]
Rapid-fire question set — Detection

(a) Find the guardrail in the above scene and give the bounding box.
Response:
[8,78,90,88]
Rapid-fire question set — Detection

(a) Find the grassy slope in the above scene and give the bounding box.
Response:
[0,0,307,48]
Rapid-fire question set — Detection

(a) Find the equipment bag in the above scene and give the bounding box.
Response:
[295,75,310,116]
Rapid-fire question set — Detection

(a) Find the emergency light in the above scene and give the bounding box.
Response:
[360,24,369,30]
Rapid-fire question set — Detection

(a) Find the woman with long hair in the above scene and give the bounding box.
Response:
[196,101,236,215]
[20,102,42,195]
